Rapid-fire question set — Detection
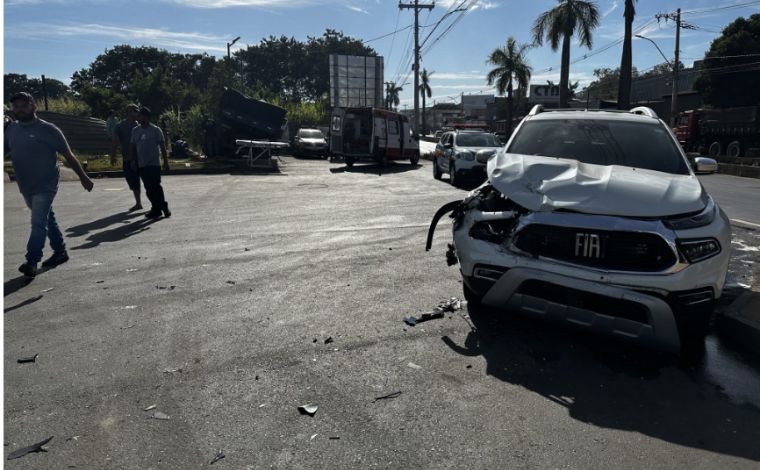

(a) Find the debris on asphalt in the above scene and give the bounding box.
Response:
[151,411,170,420]
[126,268,138,272]
[373,391,402,402]
[466,365,473,369]
[244,247,251,251]
[407,362,422,370]
[329,436,340,440]
[312,338,317,343]
[210,449,225,464]
[124,305,137,310]
[96,280,104,284]
[143,404,157,411]
[226,280,236,285]
[297,404,319,416]
[163,368,183,374]
[310,434,318,441]
[6,436,53,460]
[403,297,464,326]
[40,287,54,293]
[120,324,136,330]
[17,353,39,364]
[324,336,334,345]
[155,285,176,290]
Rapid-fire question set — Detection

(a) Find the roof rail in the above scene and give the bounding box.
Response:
[629,106,658,118]
[528,104,544,116]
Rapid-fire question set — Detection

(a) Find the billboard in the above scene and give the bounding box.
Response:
[529,84,560,103]
[329,54,384,108]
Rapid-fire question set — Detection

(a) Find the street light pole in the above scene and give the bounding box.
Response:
[227,36,240,59]
[634,35,672,67]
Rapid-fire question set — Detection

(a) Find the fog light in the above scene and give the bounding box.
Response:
[678,238,721,263]
[474,266,507,281]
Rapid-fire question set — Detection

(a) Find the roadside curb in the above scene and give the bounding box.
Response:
[730,219,759,231]
[716,290,760,357]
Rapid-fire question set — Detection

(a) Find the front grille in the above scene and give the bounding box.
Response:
[513,224,677,272]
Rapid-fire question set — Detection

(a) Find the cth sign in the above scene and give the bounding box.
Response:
[529,84,560,103]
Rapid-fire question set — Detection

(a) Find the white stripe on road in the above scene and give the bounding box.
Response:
[731,219,760,229]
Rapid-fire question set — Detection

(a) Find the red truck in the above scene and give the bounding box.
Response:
[673,106,760,158]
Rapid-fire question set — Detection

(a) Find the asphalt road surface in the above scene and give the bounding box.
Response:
[4,157,760,469]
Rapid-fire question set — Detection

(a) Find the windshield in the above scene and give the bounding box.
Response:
[507,119,690,175]
[299,130,324,139]
[455,133,501,147]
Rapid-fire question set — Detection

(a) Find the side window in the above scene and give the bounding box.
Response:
[389,121,399,135]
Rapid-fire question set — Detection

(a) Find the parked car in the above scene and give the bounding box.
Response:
[432,130,501,186]
[293,128,328,158]
[427,106,731,353]
[692,156,719,174]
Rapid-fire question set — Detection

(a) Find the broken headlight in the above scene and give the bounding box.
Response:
[678,238,721,263]
[663,196,716,230]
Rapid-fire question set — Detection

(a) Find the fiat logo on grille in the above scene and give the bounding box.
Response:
[575,233,602,258]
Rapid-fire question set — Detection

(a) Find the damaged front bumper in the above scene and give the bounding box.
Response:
[427,184,731,354]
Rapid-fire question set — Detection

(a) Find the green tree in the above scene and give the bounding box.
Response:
[4,73,69,103]
[617,0,637,109]
[695,13,760,107]
[420,69,433,135]
[76,85,131,119]
[486,37,532,133]
[532,0,600,108]
[385,82,403,111]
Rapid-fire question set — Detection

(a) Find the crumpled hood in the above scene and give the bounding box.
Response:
[487,152,705,217]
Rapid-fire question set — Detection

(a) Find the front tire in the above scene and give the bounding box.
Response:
[449,162,458,187]
[463,281,482,306]
[410,150,420,166]
[433,158,442,180]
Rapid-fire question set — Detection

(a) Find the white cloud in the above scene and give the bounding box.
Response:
[436,0,499,11]
[602,0,619,19]
[6,23,231,52]
[346,5,369,14]
[433,72,487,80]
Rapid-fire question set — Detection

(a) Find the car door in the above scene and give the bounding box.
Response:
[440,133,453,171]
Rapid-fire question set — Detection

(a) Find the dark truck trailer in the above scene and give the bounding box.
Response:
[213,88,288,156]
[673,106,760,158]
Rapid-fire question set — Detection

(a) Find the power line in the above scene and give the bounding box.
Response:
[363,23,412,44]
[682,0,760,15]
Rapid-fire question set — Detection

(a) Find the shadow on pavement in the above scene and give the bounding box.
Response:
[71,217,161,250]
[442,302,760,462]
[3,276,34,297]
[66,211,142,237]
[330,162,419,176]
[4,294,43,312]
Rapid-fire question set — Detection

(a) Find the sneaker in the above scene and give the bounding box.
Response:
[162,202,171,218]
[42,250,69,268]
[18,262,37,278]
[145,209,162,219]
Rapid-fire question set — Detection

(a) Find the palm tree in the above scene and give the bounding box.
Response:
[532,0,600,108]
[617,0,637,109]
[486,37,532,134]
[385,82,403,111]
[419,69,433,135]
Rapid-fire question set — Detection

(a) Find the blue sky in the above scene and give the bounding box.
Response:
[3,0,760,106]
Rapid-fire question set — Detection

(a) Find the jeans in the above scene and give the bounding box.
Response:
[22,191,65,264]
[139,166,166,211]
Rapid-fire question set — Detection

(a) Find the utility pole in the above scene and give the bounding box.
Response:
[399,0,434,136]
[41,74,49,111]
[656,8,696,125]
[227,36,240,59]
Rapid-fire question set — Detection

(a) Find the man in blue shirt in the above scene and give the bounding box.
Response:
[131,107,170,219]
[110,104,142,211]
[5,92,94,278]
